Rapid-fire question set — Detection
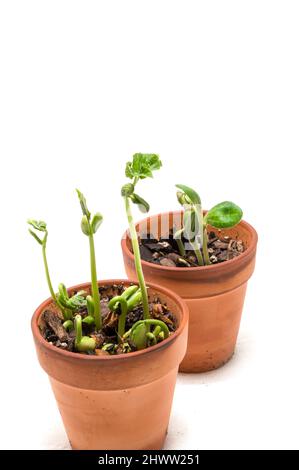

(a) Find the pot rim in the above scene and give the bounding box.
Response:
[31,278,188,362]
[121,210,258,273]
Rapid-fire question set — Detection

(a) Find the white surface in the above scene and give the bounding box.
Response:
[0,0,298,450]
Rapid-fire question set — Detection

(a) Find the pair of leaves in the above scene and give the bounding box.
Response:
[27,219,47,245]
[81,212,103,236]
[77,188,103,236]
[176,184,243,229]
[125,153,162,180]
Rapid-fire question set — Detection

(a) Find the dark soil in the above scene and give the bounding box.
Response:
[40,283,177,355]
[139,230,245,267]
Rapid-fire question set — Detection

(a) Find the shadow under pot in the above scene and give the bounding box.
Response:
[121,211,258,373]
[31,279,188,450]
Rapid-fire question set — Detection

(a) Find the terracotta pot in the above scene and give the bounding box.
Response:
[32,279,188,450]
[121,211,258,373]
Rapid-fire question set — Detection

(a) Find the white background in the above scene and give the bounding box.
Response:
[0,0,298,450]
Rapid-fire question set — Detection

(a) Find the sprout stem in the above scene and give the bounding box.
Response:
[42,233,56,301]
[174,228,186,257]
[190,241,204,266]
[202,226,211,265]
[125,196,150,319]
[89,232,101,330]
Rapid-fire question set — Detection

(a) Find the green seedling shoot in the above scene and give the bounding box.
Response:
[175,184,243,266]
[108,285,141,340]
[76,189,103,331]
[74,314,96,352]
[27,220,72,320]
[128,319,170,350]
[121,153,162,319]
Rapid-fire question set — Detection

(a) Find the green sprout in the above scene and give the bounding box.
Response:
[175,184,243,265]
[108,285,141,340]
[27,220,55,299]
[27,219,72,320]
[121,153,162,319]
[76,189,103,331]
[57,283,87,311]
[126,319,170,350]
[74,314,96,352]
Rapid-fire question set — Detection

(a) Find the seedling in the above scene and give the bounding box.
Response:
[27,220,72,320]
[127,319,170,350]
[121,153,162,319]
[108,285,141,340]
[175,184,243,265]
[76,189,103,331]
[74,314,96,352]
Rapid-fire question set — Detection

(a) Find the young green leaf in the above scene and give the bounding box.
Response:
[28,229,43,245]
[91,212,103,234]
[205,201,243,228]
[76,189,91,219]
[125,153,162,180]
[27,219,47,232]
[130,193,150,213]
[175,184,201,206]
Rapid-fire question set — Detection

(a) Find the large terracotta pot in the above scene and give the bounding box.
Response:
[121,211,258,373]
[32,279,188,450]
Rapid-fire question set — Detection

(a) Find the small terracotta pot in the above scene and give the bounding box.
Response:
[121,211,258,373]
[32,279,188,450]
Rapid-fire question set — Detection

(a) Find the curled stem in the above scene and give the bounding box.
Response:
[74,314,96,352]
[129,319,170,350]
[108,285,141,341]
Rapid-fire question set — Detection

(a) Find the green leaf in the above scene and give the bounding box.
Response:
[175,184,201,206]
[205,201,243,228]
[91,212,103,234]
[28,229,43,245]
[130,193,150,213]
[27,219,47,232]
[125,153,162,180]
[76,189,91,219]
[81,215,90,236]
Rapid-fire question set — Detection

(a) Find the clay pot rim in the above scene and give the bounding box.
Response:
[121,210,258,273]
[31,278,188,362]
